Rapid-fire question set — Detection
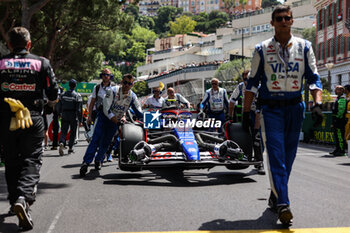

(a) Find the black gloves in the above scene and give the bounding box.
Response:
[311,103,323,127]
[242,111,251,132]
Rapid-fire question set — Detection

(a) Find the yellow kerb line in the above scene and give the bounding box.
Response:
[114,227,350,233]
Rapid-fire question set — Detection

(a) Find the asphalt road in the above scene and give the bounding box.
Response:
[1,134,350,233]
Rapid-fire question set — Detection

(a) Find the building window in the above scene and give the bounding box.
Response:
[338,74,342,85]
[248,0,251,5]
[328,4,333,26]
[330,38,334,57]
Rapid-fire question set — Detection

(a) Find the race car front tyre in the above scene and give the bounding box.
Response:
[119,123,144,171]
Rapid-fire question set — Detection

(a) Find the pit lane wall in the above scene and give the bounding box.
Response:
[302,112,334,144]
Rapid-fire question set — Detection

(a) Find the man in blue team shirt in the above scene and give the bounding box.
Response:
[243,5,323,226]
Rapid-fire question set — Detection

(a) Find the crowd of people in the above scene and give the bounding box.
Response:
[147,60,228,80]
[0,5,337,231]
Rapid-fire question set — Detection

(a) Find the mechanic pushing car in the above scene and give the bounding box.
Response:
[79,74,143,177]
[242,5,323,226]
[0,27,58,231]
[199,78,229,131]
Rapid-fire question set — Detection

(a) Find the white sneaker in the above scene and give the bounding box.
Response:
[59,143,64,156]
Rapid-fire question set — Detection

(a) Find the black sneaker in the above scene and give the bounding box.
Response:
[329,149,339,155]
[268,191,277,212]
[80,163,88,177]
[13,196,33,230]
[51,146,57,150]
[334,151,346,157]
[68,148,74,154]
[278,205,293,226]
[257,165,266,175]
[95,161,102,170]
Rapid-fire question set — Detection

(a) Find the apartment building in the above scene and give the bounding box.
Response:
[139,0,161,16]
[314,0,350,89]
[137,0,316,96]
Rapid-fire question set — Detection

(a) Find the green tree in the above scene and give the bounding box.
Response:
[208,11,229,33]
[261,0,280,8]
[214,58,251,81]
[155,6,183,34]
[130,26,157,49]
[126,41,146,62]
[124,4,139,21]
[193,12,209,33]
[0,0,133,81]
[132,80,150,97]
[138,15,155,30]
[170,15,197,35]
[302,27,316,52]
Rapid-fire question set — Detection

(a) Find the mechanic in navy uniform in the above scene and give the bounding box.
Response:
[243,5,322,225]
[51,86,64,150]
[58,79,83,156]
[200,78,229,130]
[0,27,58,230]
[80,74,143,177]
[163,87,190,109]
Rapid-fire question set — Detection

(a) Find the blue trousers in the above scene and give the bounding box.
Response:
[260,102,304,206]
[208,111,225,132]
[83,112,118,164]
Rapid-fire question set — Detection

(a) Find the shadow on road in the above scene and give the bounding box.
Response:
[338,163,350,166]
[0,213,18,233]
[198,209,292,231]
[102,168,257,187]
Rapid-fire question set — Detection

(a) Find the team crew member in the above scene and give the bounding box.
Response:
[242,5,322,226]
[80,74,143,177]
[344,85,350,141]
[330,85,346,156]
[0,27,58,230]
[87,68,114,125]
[200,78,229,130]
[58,79,83,155]
[229,71,250,122]
[79,68,114,175]
[163,87,190,109]
[144,86,164,108]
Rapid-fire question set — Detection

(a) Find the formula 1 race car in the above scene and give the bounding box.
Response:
[118,107,262,171]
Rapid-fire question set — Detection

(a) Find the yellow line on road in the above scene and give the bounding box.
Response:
[115,227,350,233]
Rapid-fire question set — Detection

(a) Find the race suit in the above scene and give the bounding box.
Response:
[58,89,83,149]
[0,49,58,205]
[201,87,229,126]
[332,94,346,153]
[163,94,190,109]
[246,36,322,206]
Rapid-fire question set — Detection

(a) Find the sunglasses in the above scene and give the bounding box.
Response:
[102,73,110,77]
[122,80,133,86]
[153,90,160,93]
[275,16,292,22]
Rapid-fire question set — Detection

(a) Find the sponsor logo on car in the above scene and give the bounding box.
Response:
[143,110,222,129]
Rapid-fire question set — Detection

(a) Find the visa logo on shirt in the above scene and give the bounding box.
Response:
[270,62,299,73]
